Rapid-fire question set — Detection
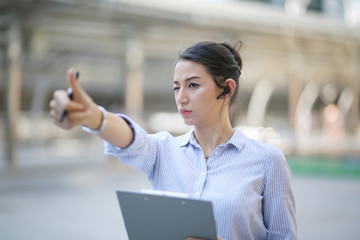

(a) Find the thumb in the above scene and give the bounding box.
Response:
[66,68,91,106]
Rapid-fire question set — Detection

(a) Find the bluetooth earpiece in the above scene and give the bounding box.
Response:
[216,88,231,99]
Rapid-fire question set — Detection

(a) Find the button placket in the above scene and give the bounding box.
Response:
[193,160,208,198]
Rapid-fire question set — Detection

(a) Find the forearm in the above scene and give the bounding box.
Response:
[98,111,134,149]
[84,105,134,149]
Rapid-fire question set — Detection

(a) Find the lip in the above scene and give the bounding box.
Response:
[180,108,192,117]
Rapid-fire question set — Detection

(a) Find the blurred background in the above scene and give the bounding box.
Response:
[0,0,359,239]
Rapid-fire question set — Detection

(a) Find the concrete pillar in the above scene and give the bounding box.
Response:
[288,76,303,130]
[5,19,22,167]
[285,30,304,130]
[125,32,144,122]
[346,40,359,132]
[246,79,274,127]
[294,81,320,135]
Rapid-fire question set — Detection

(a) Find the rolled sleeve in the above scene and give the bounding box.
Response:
[103,114,157,179]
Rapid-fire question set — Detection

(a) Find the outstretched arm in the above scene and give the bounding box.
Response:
[49,68,134,148]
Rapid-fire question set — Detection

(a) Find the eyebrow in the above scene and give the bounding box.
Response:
[173,76,200,84]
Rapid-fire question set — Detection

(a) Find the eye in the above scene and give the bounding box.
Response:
[172,86,180,91]
[189,83,199,88]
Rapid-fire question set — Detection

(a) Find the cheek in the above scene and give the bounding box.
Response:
[196,88,211,100]
[174,92,181,104]
[193,89,217,113]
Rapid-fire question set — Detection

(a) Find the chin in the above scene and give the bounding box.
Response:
[182,118,195,126]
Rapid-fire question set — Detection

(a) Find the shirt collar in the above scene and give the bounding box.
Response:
[226,128,246,152]
[179,129,195,147]
[179,128,246,152]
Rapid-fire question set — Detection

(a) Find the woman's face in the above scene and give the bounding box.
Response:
[173,60,223,127]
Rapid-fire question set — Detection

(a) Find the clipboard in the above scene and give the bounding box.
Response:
[116,190,217,240]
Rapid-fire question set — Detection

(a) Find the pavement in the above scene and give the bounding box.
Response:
[1,137,360,240]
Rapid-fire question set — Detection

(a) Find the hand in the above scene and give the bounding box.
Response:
[49,68,101,130]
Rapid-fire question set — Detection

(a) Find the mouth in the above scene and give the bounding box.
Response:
[180,108,192,117]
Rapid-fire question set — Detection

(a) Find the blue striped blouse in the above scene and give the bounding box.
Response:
[104,114,297,240]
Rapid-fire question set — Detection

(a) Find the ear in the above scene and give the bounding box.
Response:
[224,78,236,98]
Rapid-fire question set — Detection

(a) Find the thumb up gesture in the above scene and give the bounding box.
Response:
[49,68,102,130]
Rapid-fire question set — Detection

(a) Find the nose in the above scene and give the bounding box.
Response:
[175,88,189,105]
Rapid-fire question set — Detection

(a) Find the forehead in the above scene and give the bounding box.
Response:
[174,60,210,82]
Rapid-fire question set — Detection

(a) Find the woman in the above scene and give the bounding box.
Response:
[50,41,297,240]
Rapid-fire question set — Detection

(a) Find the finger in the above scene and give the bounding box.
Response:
[51,104,65,126]
[49,99,56,110]
[50,109,58,121]
[50,92,84,124]
[66,68,90,104]
[53,89,69,108]
[52,88,84,111]
[51,110,88,130]
[67,68,78,88]
[63,100,84,112]
[67,68,80,100]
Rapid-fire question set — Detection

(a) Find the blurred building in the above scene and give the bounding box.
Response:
[0,0,359,164]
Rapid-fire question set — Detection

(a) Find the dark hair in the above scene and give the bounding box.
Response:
[175,41,243,105]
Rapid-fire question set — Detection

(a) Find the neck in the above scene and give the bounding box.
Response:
[194,119,234,157]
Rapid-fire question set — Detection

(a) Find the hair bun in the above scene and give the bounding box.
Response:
[221,41,243,76]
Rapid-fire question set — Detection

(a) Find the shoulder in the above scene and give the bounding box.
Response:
[249,140,291,179]
[258,140,286,168]
[237,130,287,167]
[241,131,284,157]
[150,130,190,147]
[148,131,174,146]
